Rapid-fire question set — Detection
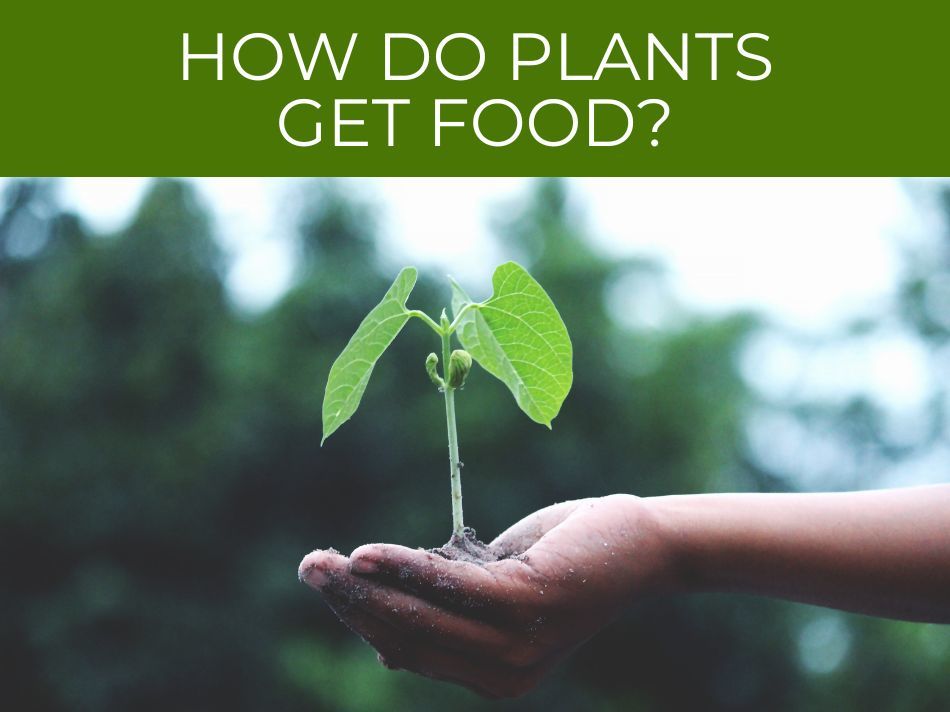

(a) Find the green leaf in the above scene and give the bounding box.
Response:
[322,267,417,444]
[451,262,572,427]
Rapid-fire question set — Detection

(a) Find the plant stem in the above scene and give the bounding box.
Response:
[441,327,465,538]
[407,309,443,335]
[446,301,480,332]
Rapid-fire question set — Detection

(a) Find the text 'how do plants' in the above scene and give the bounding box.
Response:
[181,32,771,149]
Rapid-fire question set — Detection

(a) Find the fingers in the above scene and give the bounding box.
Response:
[301,548,535,663]
[338,576,517,660]
[491,499,589,556]
[299,549,547,698]
[321,599,544,699]
[349,543,535,613]
[299,548,350,588]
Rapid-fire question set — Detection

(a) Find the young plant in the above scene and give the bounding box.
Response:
[321,262,572,542]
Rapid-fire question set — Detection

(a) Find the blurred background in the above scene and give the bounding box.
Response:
[1,177,948,710]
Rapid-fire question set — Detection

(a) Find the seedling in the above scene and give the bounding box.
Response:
[322,262,572,551]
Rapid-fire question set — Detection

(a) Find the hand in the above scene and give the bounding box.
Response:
[298,495,674,698]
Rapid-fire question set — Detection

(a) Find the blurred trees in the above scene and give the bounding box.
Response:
[0,178,947,711]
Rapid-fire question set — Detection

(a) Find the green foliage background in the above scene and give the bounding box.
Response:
[1,178,947,710]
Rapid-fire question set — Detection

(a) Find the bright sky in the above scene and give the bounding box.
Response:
[47,177,936,336]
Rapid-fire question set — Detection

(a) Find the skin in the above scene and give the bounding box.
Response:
[299,485,950,699]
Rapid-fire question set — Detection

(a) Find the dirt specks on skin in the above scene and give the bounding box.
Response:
[429,527,507,565]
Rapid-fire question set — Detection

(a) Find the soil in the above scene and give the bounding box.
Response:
[429,526,506,565]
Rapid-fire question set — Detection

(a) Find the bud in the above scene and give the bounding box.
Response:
[447,349,473,389]
[425,352,444,388]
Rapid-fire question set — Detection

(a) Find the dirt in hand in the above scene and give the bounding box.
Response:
[430,527,506,565]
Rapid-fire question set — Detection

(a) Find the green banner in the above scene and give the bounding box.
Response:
[2,1,948,175]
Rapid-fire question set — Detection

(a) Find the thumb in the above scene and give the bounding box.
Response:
[490,499,590,557]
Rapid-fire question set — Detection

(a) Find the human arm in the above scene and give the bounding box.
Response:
[298,485,950,697]
[652,485,950,623]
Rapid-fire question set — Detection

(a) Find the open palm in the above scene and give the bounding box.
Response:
[299,495,670,698]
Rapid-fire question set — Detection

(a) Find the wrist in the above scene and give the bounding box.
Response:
[642,494,711,595]
[600,493,699,597]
